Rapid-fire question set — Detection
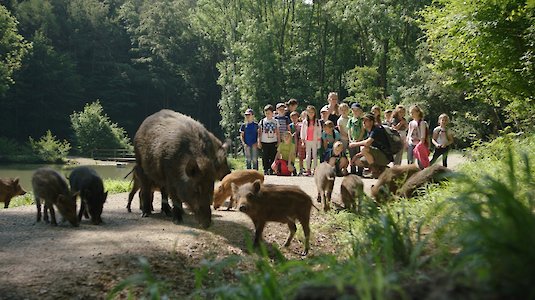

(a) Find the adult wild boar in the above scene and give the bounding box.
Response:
[0,177,27,208]
[134,109,230,228]
[314,162,336,211]
[340,175,364,212]
[397,165,453,198]
[232,180,314,255]
[213,170,264,210]
[370,165,420,203]
[125,166,171,216]
[69,166,107,225]
[32,168,78,227]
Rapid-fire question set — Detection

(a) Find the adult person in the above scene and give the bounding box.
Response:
[348,113,392,178]
[326,92,340,124]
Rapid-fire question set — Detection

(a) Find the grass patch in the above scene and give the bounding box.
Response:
[104,179,131,194]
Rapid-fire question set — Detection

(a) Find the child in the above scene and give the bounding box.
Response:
[406,105,429,169]
[430,113,454,167]
[371,105,382,125]
[289,111,305,175]
[321,120,340,162]
[391,105,408,165]
[347,102,365,175]
[275,102,291,134]
[300,105,322,176]
[324,141,349,176]
[287,98,299,115]
[271,131,295,176]
[258,104,280,175]
[239,108,259,170]
[337,103,350,155]
[326,92,340,124]
[383,109,393,127]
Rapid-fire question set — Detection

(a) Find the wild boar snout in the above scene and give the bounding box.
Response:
[239,204,248,213]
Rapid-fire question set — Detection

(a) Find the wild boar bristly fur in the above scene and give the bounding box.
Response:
[134,109,229,228]
[232,180,313,256]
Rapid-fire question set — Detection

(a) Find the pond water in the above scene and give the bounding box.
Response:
[0,163,135,191]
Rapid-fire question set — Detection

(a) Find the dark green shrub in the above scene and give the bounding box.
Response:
[0,137,38,163]
[28,130,71,163]
[70,100,132,155]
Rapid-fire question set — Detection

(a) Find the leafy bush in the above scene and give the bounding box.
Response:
[103,179,131,194]
[0,137,38,163]
[29,130,71,163]
[70,100,132,155]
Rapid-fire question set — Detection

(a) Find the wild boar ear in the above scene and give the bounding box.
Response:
[104,191,108,200]
[13,178,19,185]
[185,159,199,178]
[252,180,262,194]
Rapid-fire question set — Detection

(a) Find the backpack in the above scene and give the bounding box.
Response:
[383,126,403,156]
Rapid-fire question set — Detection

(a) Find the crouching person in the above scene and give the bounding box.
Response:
[349,113,393,178]
[323,141,349,176]
[271,131,295,176]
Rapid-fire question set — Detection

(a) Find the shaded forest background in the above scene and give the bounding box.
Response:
[1,0,533,149]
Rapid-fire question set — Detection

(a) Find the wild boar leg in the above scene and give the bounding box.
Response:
[300,216,311,256]
[284,220,297,247]
[126,189,136,212]
[43,203,50,223]
[36,197,42,222]
[48,204,57,226]
[78,201,86,221]
[253,220,266,247]
[168,190,184,225]
[325,192,331,212]
[140,185,153,217]
[160,187,172,216]
[226,196,234,211]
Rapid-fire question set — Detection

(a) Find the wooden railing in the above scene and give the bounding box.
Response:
[91,148,135,162]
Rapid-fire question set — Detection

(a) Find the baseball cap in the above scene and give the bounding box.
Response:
[320,105,329,113]
[244,108,254,115]
[276,102,286,109]
[351,102,362,110]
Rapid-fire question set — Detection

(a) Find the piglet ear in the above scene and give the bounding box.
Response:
[252,180,262,194]
[231,183,238,195]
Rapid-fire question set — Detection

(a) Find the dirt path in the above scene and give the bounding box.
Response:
[0,154,465,299]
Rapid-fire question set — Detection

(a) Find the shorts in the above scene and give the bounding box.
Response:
[361,146,390,167]
[296,140,306,159]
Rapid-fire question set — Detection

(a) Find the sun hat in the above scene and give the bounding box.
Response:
[244,108,254,115]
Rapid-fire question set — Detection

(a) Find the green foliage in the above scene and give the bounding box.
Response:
[28,130,71,163]
[0,4,31,95]
[103,179,131,194]
[421,0,535,130]
[0,137,38,163]
[344,66,383,108]
[9,192,34,208]
[107,257,169,300]
[70,100,132,155]
[453,151,535,298]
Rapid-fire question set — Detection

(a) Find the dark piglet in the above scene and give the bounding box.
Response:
[371,165,420,203]
[340,175,364,212]
[69,166,108,225]
[232,180,314,256]
[314,162,336,211]
[134,109,230,228]
[32,168,78,227]
[0,177,27,208]
[125,166,171,216]
[397,164,453,198]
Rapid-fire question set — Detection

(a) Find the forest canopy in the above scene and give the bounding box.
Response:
[0,0,533,147]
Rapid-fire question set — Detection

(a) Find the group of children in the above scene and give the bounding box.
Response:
[239,93,454,177]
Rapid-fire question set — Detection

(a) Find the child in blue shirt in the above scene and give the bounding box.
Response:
[240,108,259,170]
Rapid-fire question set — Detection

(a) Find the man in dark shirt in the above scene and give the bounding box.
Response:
[348,113,392,168]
